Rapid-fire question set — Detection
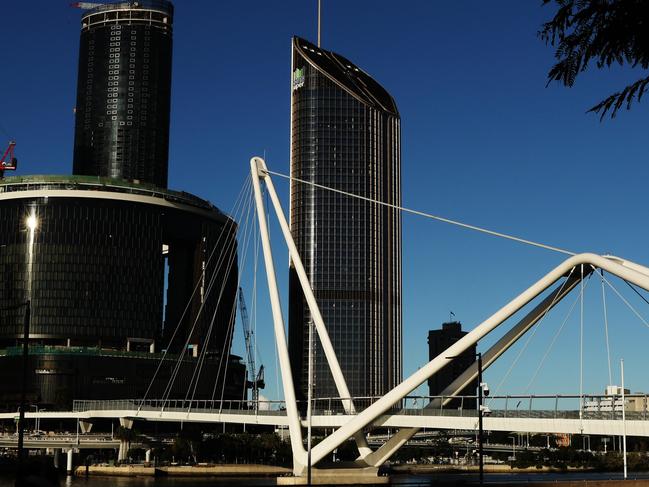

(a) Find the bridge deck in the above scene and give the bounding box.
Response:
[2,403,647,437]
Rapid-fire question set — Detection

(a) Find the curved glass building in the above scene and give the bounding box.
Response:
[0,176,241,407]
[0,1,245,410]
[289,37,402,403]
[73,0,174,188]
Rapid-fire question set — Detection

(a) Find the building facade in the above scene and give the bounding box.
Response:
[0,176,242,408]
[427,321,477,408]
[0,0,246,410]
[288,37,402,402]
[73,0,173,188]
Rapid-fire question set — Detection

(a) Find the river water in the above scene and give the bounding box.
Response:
[0,472,649,487]
[1,471,648,486]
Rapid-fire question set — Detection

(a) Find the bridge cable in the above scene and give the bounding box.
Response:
[163,223,240,409]
[163,179,250,404]
[190,217,242,409]
[158,176,250,404]
[579,265,584,422]
[593,266,649,330]
[216,303,241,410]
[159,177,253,410]
[191,192,255,406]
[488,267,577,403]
[191,189,253,407]
[252,209,262,401]
[159,212,241,409]
[600,271,613,386]
[623,280,649,308]
[236,205,263,406]
[185,187,256,410]
[138,175,252,414]
[210,191,258,409]
[229,191,258,407]
[265,168,576,256]
[523,276,589,394]
[214,188,256,407]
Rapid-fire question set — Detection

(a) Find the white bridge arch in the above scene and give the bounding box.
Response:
[249,156,649,475]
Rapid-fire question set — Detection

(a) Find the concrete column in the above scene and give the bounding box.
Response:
[145,449,151,463]
[53,448,60,469]
[118,440,129,462]
[66,448,73,475]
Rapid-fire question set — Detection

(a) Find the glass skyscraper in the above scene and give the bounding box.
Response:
[73,0,173,188]
[289,37,402,403]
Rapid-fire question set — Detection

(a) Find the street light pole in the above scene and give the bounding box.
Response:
[17,300,31,463]
[307,320,314,486]
[477,352,484,487]
[621,359,627,480]
[446,351,486,485]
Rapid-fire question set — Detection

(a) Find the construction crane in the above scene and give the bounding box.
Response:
[238,287,264,404]
[0,141,17,179]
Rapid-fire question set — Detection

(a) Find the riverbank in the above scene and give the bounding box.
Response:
[76,464,292,477]
[389,464,597,474]
[75,463,649,486]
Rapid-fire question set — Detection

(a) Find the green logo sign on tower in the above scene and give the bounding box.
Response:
[292,67,305,91]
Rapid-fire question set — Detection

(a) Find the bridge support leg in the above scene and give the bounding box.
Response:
[145,449,151,464]
[79,420,93,434]
[361,269,589,467]
[118,440,130,462]
[66,448,73,475]
[250,157,307,476]
[53,448,60,469]
[256,156,372,459]
[118,417,133,463]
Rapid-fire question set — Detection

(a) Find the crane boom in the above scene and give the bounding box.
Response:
[238,287,264,403]
[0,141,17,179]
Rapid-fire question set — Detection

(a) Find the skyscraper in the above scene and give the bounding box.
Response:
[289,37,402,402]
[427,321,477,408]
[73,0,173,188]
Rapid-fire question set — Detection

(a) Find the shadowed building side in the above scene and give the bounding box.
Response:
[288,36,402,405]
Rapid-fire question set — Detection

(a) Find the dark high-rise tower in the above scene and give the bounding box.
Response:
[73,0,173,188]
[428,321,477,408]
[289,37,402,402]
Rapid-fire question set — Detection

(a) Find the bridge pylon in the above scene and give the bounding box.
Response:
[250,156,649,476]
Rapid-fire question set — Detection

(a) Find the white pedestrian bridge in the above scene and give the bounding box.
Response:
[2,395,646,438]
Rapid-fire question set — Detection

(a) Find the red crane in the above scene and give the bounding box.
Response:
[0,141,17,178]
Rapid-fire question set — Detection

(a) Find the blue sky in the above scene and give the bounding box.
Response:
[4,1,649,402]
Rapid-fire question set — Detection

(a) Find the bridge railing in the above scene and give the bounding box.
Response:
[73,398,288,415]
[73,393,649,421]
[305,394,649,421]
